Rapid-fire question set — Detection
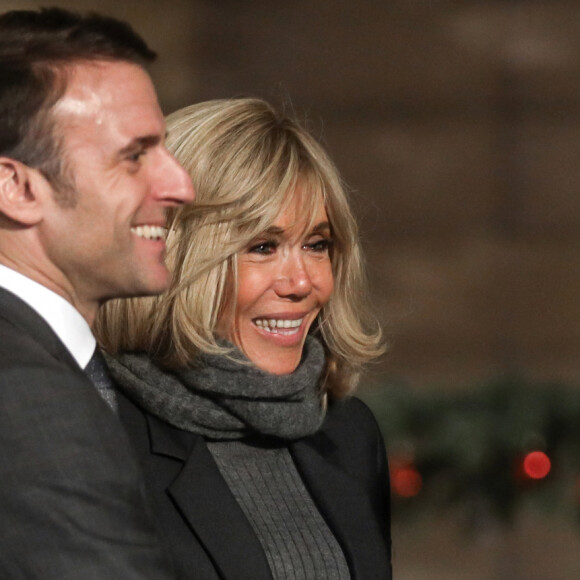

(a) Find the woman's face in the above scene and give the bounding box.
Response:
[217,193,334,374]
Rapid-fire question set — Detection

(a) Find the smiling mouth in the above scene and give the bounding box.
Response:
[130,225,167,240]
[254,317,304,335]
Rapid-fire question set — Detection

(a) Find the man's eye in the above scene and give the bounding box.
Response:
[127,150,145,163]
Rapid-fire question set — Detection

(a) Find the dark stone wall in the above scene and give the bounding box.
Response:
[9,0,580,388]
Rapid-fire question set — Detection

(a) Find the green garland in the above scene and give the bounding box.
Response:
[362,377,580,525]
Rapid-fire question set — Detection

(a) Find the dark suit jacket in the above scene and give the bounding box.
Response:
[119,388,393,580]
[0,288,173,579]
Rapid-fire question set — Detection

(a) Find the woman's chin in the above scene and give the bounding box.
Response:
[248,347,303,375]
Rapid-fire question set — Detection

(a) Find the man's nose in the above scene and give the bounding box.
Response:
[152,149,195,205]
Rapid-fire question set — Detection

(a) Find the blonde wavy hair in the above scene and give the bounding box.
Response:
[96,98,383,397]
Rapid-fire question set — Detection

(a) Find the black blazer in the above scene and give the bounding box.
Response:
[119,389,393,580]
[0,288,172,579]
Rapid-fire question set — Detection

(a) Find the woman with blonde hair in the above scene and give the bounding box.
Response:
[97,98,392,580]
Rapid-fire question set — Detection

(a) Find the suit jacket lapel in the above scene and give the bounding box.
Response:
[0,287,80,371]
[146,416,273,580]
[119,395,391,580]
[291,432,391,580]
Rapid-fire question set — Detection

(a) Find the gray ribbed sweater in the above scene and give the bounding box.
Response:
[207,439,351,580]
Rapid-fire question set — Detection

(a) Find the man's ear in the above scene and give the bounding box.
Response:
[0,158,45,226]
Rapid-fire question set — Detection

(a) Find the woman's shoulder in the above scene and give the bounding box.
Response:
[319,395,385,454]
[306,395,388,489]
[325,395,381,433]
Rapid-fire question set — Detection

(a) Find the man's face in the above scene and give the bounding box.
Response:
[38,60,194,318]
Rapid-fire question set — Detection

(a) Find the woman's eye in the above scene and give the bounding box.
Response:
[248,241,277,255]
[306,238,332,253]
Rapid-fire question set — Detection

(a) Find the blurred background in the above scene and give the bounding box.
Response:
[4,0,580,577]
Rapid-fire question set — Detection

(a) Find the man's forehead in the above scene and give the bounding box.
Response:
[53,78,102,119]
[54,61,158,112]
[52,60,164,139]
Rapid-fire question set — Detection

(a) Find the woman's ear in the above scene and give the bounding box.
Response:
[0,158,44,226]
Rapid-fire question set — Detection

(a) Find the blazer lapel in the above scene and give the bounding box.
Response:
[147,417,273,580]
[291,432,391,580]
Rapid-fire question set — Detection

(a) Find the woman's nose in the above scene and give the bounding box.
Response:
[273,254,313,299]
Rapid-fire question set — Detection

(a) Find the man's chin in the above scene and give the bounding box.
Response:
[138,278,170,297]
[117,272,171,300]
[135,262,171,295]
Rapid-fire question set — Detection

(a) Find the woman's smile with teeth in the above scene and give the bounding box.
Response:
[254,317,303,334]
[130,225,167,240]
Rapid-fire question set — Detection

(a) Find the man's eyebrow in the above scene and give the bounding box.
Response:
[118,134,163,156]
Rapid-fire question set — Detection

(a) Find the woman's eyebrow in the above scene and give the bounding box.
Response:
[312,221,331,233]
[263,226,285,235]
[261,221,330,236]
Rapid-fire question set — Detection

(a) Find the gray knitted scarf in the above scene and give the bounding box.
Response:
[104,336,326,441]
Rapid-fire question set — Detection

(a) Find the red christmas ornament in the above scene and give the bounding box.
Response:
[523,451,551,480]
[391,462,422,498]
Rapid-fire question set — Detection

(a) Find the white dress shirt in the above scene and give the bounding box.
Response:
[0,264,95,368]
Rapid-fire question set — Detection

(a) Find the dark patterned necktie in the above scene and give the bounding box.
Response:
[84,347,118,412]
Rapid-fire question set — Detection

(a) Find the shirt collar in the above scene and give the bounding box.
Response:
[0,264,95,368]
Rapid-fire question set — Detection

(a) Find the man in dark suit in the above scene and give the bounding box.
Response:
[0,8,194,578]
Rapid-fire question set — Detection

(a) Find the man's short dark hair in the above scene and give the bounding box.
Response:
[0,7,157,197]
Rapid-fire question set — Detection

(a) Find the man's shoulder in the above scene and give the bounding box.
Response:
[0,301,76,380]
[0,314,95,414]
[0,287,79,368]
[0,304,49,354]
[0,287,43,339]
